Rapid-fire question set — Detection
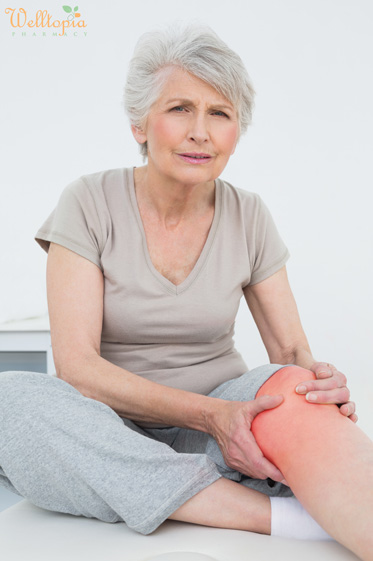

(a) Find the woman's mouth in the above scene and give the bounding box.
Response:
[177,152,213,164]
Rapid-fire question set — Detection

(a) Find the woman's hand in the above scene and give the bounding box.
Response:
[209,394,287,482]
[295,362,358,422]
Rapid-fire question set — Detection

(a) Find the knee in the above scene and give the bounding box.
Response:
[0,370,49,397]
[0,370,47,385]
[254,365,339,427]
[0,370,46,393]
[0,371,46,414]
[252,365,341,468]
[0,371,68,422]
[256,365,316,400]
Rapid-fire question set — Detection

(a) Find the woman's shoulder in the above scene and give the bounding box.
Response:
[218,177,266,214]
[64,167,132,200]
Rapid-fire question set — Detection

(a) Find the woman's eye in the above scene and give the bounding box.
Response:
[212,110,229,117]
[171,106,185,112]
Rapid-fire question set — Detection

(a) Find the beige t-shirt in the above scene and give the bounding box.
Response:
[35,167,289,396]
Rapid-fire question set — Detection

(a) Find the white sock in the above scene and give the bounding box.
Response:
[270,497,334,541]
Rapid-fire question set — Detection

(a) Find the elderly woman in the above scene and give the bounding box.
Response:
[1,23,372,561]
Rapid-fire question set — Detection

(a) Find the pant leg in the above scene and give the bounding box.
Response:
[0,466,21,495]
[0,371,221,534]
[158,365,293,497]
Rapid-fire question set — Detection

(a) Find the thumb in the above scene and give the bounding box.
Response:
[250,394,284,418]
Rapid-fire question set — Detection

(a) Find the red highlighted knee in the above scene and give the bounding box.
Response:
[251,366,340,475]
[256,365,316,400]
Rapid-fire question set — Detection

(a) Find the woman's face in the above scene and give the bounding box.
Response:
[132,66,239,187]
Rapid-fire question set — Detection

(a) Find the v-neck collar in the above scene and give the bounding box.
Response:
[127,167,222,295]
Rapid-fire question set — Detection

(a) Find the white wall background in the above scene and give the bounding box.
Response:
[0,0,372,432]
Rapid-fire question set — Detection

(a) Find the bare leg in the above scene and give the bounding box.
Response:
[252,366,373,561]
[169,477,271,534]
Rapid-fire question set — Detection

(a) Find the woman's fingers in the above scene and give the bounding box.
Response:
[295,363,357,422]
[255,455,286,483]
[295,364,348,402]
[212,395,286,481]
[311,361,337,379]
[296,378,343,393]
[225,425,285,482]
[243,395,286,481]
[298,385,350,404]
[339,402,358,422]
[248,393,284,417]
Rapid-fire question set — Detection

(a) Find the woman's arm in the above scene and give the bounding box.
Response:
[46,243,287,482]
[47,243,289,479]
[47,242,222,430]
[243,266,357,420]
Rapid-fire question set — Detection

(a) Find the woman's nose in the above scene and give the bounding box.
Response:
[187,114,209,144]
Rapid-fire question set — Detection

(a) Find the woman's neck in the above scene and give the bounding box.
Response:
[133,165,215,229]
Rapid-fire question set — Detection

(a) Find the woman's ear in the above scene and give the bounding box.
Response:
[131,124,147,144]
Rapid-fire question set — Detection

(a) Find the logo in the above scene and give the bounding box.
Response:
[5,5,88,37]
[62,5,81,20]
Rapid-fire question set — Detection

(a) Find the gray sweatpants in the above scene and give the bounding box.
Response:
[0,365,292,534]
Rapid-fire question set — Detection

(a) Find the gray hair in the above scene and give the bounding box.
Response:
[123,22,255,158]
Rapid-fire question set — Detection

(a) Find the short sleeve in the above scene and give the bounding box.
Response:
[248,195,290,286]
[35,177,104,270]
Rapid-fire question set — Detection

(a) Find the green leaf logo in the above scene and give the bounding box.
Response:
[62,4,81,20]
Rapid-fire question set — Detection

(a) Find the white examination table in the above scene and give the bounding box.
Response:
[0,500,360,561]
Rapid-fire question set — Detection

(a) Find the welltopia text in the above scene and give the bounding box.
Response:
[5,8,88,37]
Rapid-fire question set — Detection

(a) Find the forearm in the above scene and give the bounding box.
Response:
[268,342,316,370]
[57,353,224,433]
[285,346,316,370]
